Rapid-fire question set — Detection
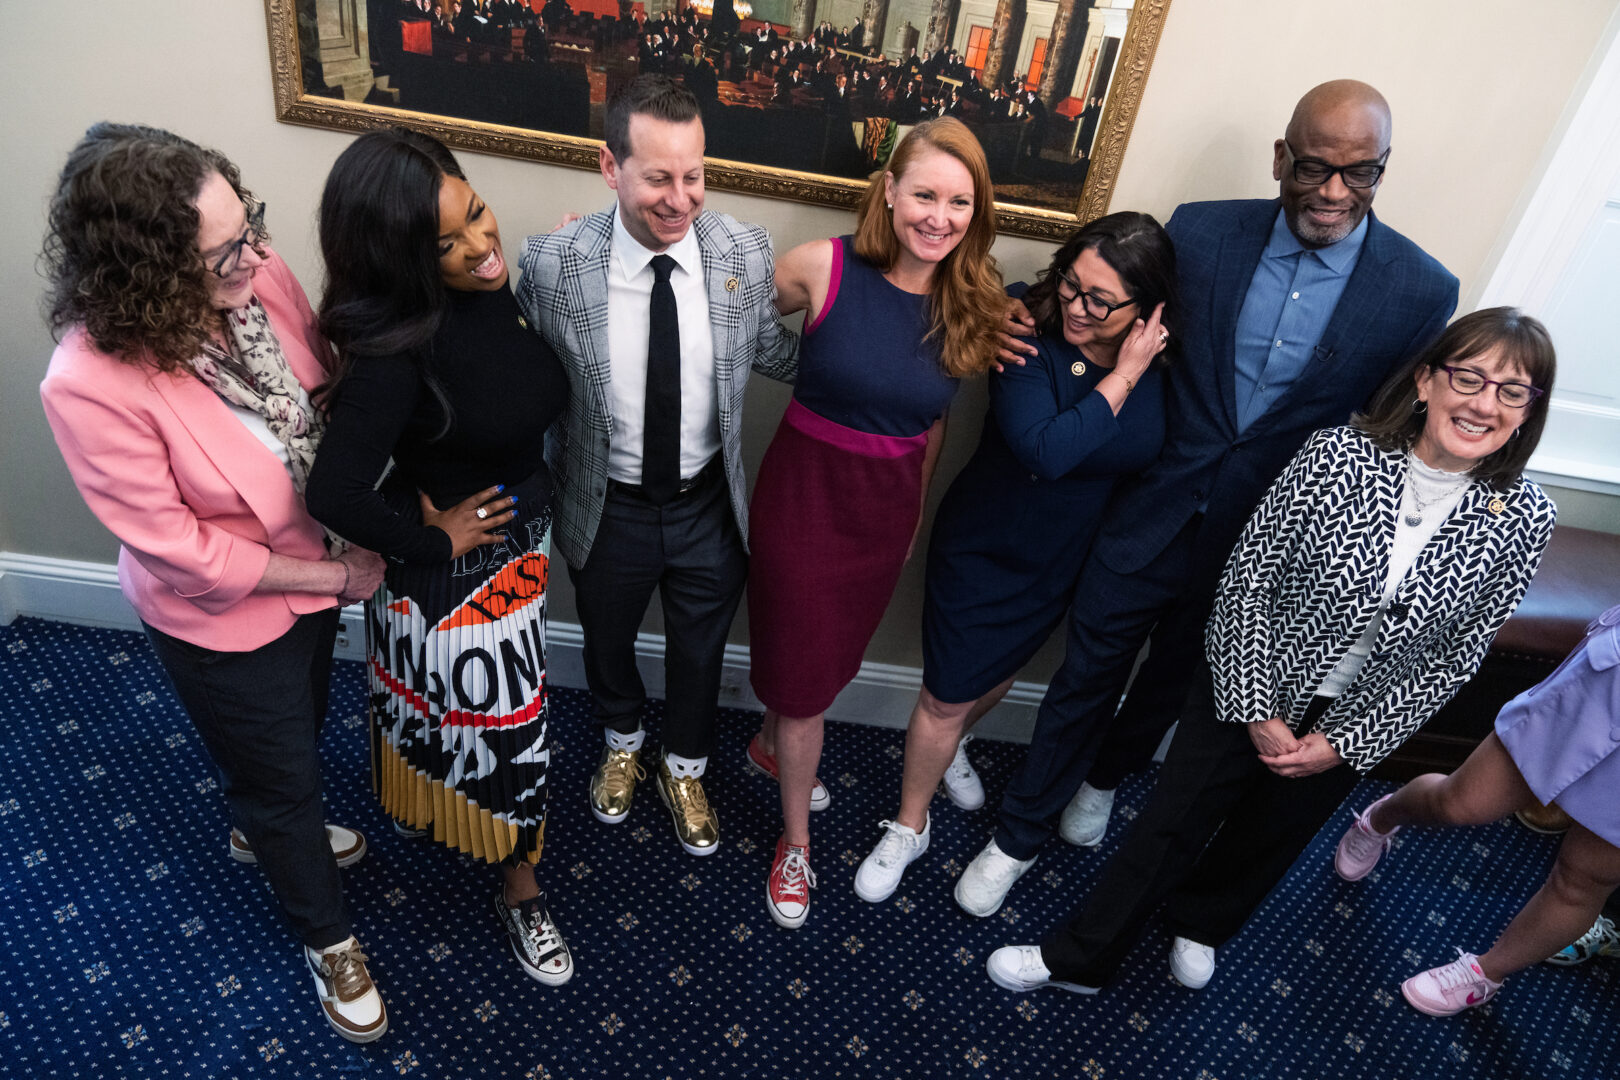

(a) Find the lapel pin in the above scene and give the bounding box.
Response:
[1070,361,1086,376]
[1488,497,1507,516]
[725,277,740,292]
[516,314,529,330]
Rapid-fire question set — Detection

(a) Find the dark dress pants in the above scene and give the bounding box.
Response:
[994,515,1206,860]
[1039,671,1361,987]
[568,461,747,761]
[144,609,351,950]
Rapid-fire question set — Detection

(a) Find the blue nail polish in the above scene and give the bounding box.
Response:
[509,494,519,503]
[495,484,505,493]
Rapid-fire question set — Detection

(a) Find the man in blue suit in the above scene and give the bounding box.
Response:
[957,80,1459,924]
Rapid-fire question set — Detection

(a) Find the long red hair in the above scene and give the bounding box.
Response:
[851,118,1004,378]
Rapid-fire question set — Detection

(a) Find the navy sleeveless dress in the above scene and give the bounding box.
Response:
[748,237,958,717]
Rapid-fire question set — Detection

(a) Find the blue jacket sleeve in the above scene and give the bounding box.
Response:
[991,337,1123,481]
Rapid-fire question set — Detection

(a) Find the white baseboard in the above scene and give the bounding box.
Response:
[0,551,1045,743]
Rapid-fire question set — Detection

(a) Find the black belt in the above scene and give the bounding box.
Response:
[607,455,722,501]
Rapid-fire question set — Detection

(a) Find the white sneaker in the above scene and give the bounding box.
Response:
[306,937,388,1043]
[954,838,1036,917]
[986,945,1099,994]
[1168,937,1216,989]
[853,816,931,903]
[1059,783,1114,848]
[942,735,985,811]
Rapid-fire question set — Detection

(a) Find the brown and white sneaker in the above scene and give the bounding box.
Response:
[305,937,388,1043]
[230,825,367,868]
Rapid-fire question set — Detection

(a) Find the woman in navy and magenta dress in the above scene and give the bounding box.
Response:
[853,213,1179,905]
[745,118,1007,928]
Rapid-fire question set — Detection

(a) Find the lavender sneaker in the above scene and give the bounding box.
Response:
[1334,794,1399,881]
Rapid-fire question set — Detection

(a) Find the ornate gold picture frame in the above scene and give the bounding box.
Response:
[266,1,1170,240]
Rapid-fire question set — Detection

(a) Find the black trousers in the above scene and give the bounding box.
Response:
[568,460,747,760]
[1039,668,1361,987]
[144,609,350,950]
[995,515,1210,859]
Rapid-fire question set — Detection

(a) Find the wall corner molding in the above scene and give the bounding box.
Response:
[0,551,1044,743]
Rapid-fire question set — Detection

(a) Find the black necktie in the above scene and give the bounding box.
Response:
[643,254,681,504]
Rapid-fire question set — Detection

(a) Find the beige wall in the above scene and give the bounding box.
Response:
[3,0,1616,677]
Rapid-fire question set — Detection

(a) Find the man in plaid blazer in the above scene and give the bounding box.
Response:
[517,76,797,859]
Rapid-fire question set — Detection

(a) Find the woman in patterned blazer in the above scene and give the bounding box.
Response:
[986,307,1558,996]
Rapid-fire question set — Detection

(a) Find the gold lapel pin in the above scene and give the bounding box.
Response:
[516,314,529,330]
[1070,361,1086,376]
[1488,497,1507,516]
[725,277,740,292]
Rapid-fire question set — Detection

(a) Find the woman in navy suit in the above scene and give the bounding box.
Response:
[853,212,1177,904]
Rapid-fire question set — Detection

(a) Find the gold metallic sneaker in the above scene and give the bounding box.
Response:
[656,761,719,856]
[590,745,645,824]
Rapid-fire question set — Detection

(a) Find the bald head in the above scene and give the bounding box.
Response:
[1273,80,1392,248]
[1286,80,1392,148]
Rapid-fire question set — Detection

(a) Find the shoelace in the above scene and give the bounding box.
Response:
[948,735,976,779]
[1343,817,1389,860]
[871,820,921,867]
[668,774,713,830]
[1575,915,1617,950]
[1432,949,1490,993]
[981,848,1027,886]
[524,905,564,951]
[775,847,817,899]
[600,752,646,799]
[324,945,373,1000]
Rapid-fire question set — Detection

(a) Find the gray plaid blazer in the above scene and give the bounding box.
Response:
[515,207,798,568]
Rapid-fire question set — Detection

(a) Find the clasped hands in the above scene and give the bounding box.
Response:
[1246,716,1342,777]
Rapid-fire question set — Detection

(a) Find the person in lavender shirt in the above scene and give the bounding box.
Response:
[1336,603,1620,1015]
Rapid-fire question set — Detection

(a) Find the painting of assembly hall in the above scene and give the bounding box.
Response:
[293,0,1149,219]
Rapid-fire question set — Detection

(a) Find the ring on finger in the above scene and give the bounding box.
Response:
[1158,330,1169,344]
[475,507,489,520]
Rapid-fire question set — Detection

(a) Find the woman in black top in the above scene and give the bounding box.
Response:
[306,129,573,985]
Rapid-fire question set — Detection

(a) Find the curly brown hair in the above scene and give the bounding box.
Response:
[42,122,262,373]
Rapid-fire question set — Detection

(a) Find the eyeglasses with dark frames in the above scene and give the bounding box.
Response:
[203,199,268,279]
[1434,364,1544,408]
[1283,141,1390,189]
[1054,269,1138,322]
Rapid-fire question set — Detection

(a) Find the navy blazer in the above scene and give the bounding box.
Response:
[1090,199,1459,580]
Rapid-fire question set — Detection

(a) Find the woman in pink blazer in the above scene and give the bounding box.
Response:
[38,124,388,1044]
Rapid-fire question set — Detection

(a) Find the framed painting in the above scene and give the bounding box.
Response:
[268,0,1171,240]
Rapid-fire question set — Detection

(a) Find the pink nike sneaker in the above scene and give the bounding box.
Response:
[1401,950,1502,1016]
[1334,794,1399,881]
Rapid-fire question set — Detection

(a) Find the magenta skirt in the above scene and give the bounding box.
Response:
[748,399,927,717]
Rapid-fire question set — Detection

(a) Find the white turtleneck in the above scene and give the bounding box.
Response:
[1314,454,1473,698]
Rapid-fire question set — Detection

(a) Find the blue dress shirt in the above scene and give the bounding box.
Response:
[1232,210,1369,433]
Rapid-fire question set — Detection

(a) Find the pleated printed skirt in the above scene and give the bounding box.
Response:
[366,489,554,866]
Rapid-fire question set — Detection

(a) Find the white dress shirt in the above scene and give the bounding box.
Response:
[605,208,720,484]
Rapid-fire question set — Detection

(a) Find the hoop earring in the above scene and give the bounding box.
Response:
[1511,427,1521,440]
[1411,398,1427,414]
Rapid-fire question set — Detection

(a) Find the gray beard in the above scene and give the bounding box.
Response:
[1288,209,1356,247]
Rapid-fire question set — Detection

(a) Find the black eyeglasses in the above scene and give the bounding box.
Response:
[203,200,268,278]
[1055,269,1137,321]
[1435,364,1544,408]
[1283,141,1389,189]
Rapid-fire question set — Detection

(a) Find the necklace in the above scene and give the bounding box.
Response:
[1403,455,1469,527]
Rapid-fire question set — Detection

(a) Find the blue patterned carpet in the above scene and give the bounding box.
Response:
[2,616,1616,1079]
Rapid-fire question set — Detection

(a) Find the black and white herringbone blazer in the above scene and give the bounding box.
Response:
[1205,426,1556,772]
[515,207,799,568]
